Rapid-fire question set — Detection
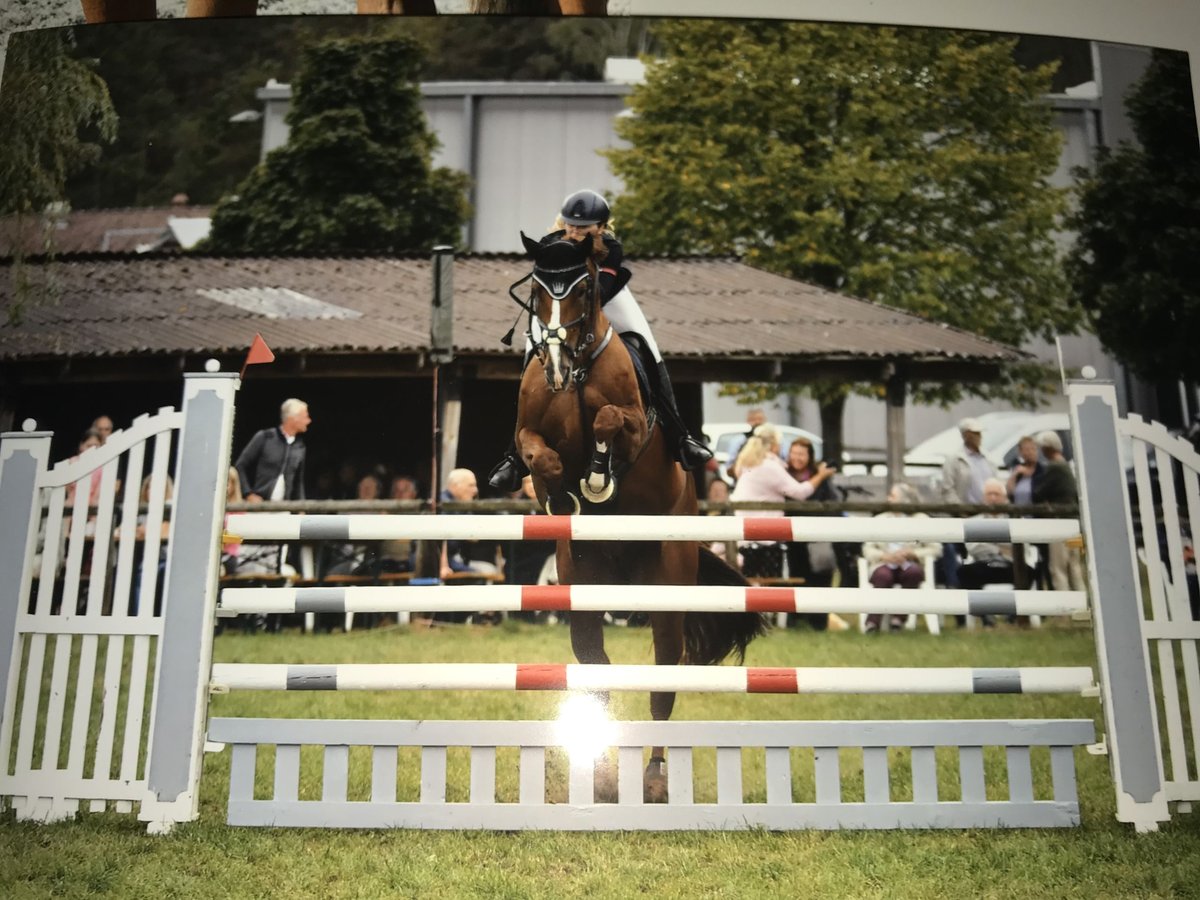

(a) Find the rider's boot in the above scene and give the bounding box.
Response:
[488,443,528,492]
[653,362,714,471]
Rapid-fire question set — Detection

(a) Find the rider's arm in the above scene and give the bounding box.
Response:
[599,235,631,302]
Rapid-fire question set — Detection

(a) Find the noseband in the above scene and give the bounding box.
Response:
[507,267,614,390]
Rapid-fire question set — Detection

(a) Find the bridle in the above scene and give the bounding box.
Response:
[506,259,614,391]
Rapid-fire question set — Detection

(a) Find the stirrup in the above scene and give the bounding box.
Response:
[488,454,526,492]
[678,436,713,471]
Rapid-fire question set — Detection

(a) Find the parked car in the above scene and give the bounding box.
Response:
[904,411,1073,473]
[702,422,824,485]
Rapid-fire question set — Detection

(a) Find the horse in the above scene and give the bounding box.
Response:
[506,231,767,799]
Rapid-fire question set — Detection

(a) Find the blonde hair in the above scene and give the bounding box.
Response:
[734,423,781,472]
[226,467,242,503]
[552,215,617,238]
[140,474,174,504]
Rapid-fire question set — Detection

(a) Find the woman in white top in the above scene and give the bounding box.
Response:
[730,423,835,577]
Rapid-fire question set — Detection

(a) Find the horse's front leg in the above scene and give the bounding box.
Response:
[579,403,646,504]
[519,428,579,514]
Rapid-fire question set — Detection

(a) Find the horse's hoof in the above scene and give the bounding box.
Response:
[544,492,581,515]
[579,476,615,504]
[643,758,668,804]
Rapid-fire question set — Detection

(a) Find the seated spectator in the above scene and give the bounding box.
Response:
[862,482,941,633]
[130,474,173,616]
[956,478,1015,591]
[390,474,420,503]
[440,468,499,578]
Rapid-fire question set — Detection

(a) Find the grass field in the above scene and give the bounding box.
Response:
[2,617,1199,899]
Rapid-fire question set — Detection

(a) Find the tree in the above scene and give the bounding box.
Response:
[606,22,1076,457]
[205,35,469,254]
[1068,51,1200,384]
[64,16,655,211]
[0,30,116,322]
[0,30,116,221]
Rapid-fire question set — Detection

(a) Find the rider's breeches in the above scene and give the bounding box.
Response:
[603,288,663,363]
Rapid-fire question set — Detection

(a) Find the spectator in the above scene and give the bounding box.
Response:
[234,398,311,503]
[726,407,769,482]
[1006,435,1047,591]
[357,472,383,501]
[390,475,420,502]
[91,415,114,444]
[222,466,280,577]
[1184,535,1199,620]
[938,417,998,588]
[862,482,941,633]
[730,423,835,579]
[507,475,553,578]
[785,436,838,630]
[64,428,105,510]
[439,468,499,579]
[1033,430,1086,594]
[130,474,173,615]
[956,477,1015,591]
[705,476,730,508]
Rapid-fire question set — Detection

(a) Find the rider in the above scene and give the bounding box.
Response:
[488,189,714,491]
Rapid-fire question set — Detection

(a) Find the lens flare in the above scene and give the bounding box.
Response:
[554,694,615,764]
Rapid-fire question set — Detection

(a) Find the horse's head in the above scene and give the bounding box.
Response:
[519,231,605,392]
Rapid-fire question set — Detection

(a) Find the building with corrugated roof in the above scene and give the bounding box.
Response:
[0,251,1023,493]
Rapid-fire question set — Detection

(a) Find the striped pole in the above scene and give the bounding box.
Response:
[219,584,1089,619]
[210,663,1096,695]
[226,513,1081,545]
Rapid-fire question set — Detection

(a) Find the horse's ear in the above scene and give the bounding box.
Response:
[520,231,541,258]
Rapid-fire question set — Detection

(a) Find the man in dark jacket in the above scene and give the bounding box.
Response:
[235,399,311,502]
[1032,430,1085,593]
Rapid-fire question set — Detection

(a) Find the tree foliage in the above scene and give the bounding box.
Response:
[64,16,655,210]
[205,35,469,255]
[0,30,116,218]
[1067,51,1200,383]
[607,22,1076,408]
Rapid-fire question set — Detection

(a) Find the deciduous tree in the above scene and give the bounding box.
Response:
[606,22,1076,456]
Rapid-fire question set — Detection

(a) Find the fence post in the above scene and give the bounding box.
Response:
[0,426,52,781]
[139,371,238,833]
[1068,378,1171,832]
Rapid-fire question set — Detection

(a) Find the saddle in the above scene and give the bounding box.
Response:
[617,332,654,413]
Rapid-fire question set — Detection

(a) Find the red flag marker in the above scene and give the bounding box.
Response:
[240,333,275,379]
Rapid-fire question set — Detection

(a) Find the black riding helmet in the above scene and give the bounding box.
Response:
[560,189,611,226]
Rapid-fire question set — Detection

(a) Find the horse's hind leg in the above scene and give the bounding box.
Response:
[644,611,685,803]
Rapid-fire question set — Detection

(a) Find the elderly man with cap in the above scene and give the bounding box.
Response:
[1032,429,1086,594]
[938,417,998,590]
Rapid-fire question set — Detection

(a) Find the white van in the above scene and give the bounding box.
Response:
[904,411,1073,473]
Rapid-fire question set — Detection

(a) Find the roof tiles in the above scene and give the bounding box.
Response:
[0,254,1023,365]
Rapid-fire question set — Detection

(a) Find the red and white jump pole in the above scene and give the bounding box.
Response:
[210,662,1096,696]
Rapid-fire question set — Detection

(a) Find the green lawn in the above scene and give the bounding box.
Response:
[2,619,1198,900]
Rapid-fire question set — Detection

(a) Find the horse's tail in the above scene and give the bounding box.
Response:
[683,544,770,666]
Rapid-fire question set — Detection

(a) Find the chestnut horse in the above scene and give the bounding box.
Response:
[508,232,766,796]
